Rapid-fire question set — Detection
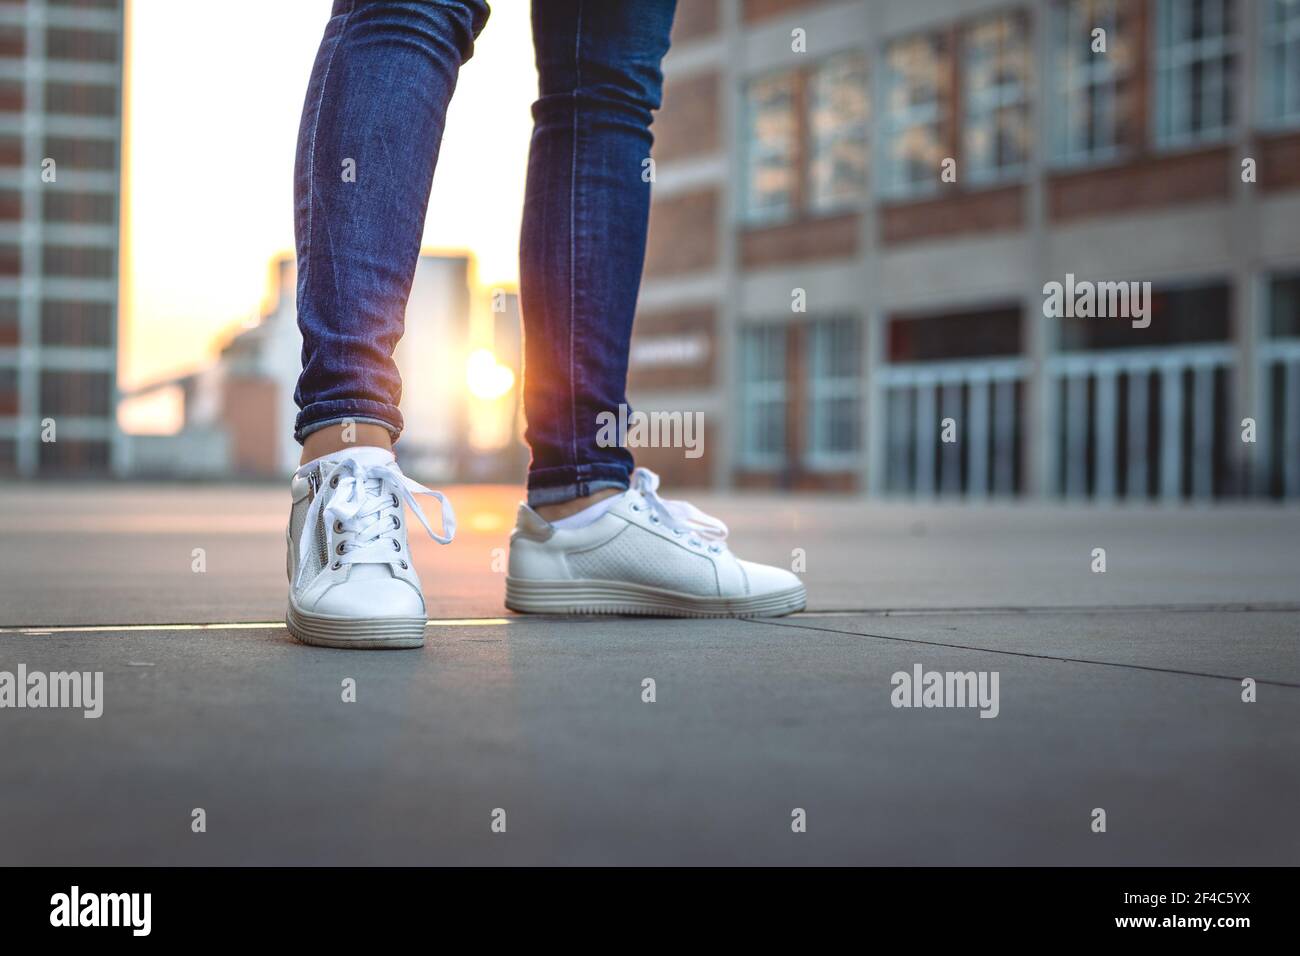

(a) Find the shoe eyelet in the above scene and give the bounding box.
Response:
[630,504,642,512]
[391,539,400,552]
[708,545,721,554]
[648,513,660,524]
[391,493,399,508]
[331,561,342,571]
[399,560,408,570]
[333,520,344,533]
[335,542,347,556]
[329,475,339,489]
[392,515,400,529]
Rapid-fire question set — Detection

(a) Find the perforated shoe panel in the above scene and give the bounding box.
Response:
[566,525,720,596]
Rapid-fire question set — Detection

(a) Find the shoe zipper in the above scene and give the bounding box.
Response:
[309,466,329,569]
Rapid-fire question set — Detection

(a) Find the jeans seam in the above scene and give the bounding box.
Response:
[568,0,583,476]
[302,0,356,311]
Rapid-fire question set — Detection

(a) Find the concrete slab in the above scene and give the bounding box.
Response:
[1,611,1296,865]
[774,608,1300,686]
[2,483,1299,627]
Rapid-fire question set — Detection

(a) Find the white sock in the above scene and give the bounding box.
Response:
[547,493,621,529]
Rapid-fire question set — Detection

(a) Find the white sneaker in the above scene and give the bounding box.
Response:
[505,467,806,617]
[285,446,455,649]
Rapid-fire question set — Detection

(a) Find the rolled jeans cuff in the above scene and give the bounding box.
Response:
[294,400,403,444]
[526,463,631,507]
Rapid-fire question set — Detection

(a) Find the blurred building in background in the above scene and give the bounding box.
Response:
[461,287,529,482]
[394,254,472,479]
[119,252,523,484]
[634,0,1300,500]
[0,0,123,477]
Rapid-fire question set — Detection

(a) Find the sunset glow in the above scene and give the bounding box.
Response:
[123,0,536,391]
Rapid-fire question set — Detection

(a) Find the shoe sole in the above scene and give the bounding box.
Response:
[504,577,806,618]
[285,599,426,649]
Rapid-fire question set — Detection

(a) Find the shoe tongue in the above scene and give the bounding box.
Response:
[317,446,396,498]
[329,446,395,469]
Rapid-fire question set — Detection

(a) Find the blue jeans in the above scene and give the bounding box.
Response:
[292,0,677,505]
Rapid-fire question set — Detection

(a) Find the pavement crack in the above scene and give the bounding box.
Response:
[751,617,1300,690]
[798,602,1300,617]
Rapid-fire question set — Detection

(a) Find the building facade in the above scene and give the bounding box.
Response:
[631,0,1300,499]
[0,0,123,477]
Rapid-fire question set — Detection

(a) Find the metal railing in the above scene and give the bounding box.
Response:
[1046,344,1235,501]
[873,343,1298,501]
[1259,338,1300,499]
[876,358,1028,497]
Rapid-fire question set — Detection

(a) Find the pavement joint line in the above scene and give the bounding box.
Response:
[0,618,510,635]
[1,603,1296,635]
[749,617,1300,690]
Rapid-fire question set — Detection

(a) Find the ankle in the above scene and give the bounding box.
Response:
[300,423,393,464]
[534,487,622,522]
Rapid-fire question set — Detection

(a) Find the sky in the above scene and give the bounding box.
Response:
[123,0,536,390]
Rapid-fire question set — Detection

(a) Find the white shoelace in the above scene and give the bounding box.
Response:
[294,456,455,587]
[631,467,728,549]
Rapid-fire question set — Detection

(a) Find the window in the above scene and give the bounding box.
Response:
[1154,0,1238,146]
[1058,283,1230,350]
[807,318,860,467]
[741,72,797,224]
[879,32,951,198]
[45,82,118,117]
[1261,0,1300,126]
[1268,273,1300,338]
[43,137,118,171]
[964,13,1032,184]
[46,28,119,63]
[888,306,1023,362]
[738,325,786,468]
[0,81,23,113]
[39,369,112,416]
[41,300,114,347]
[0,299,16,346]
[39,438,111,474]
[1050,0,1138,164]
[808,52,870,213]
[0,366,17,414]
[42,244,115,278]
[0,244,20,276]
[0,25,24,58]
[0,189,19,221]
[43,191,116,224]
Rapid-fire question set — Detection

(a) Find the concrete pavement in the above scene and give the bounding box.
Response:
[2,482,1298,624]
[0,483,1297,864]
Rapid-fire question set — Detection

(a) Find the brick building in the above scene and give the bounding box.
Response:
[631,0,1300,499]
[0,0,123,477]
